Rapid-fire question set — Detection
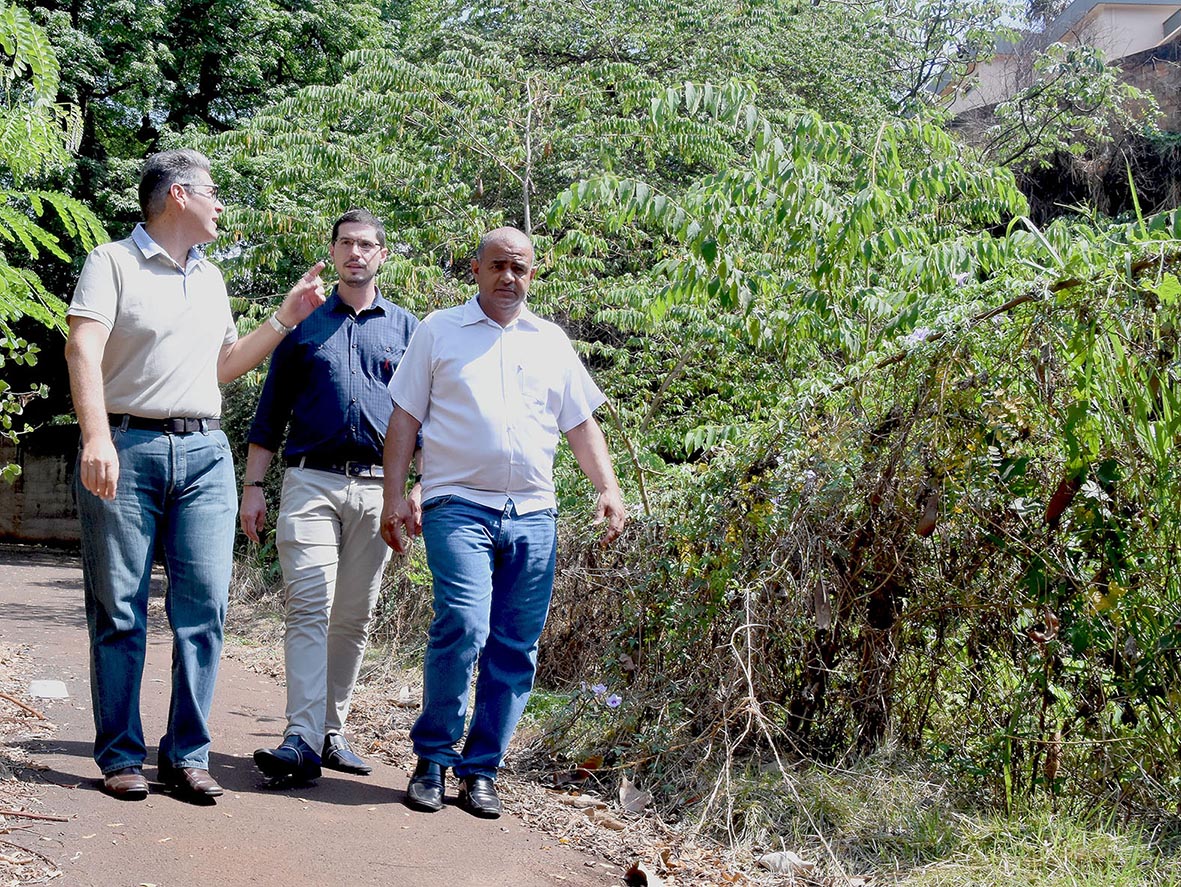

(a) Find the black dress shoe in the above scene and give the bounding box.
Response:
[457,774,502,819]
[404,758,446,812]
[102,766,148,800]
[158,760,223,802]
[254,733,322,782]
[322,733,372,775]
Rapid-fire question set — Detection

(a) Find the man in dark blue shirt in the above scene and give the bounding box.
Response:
[241,209,418,783]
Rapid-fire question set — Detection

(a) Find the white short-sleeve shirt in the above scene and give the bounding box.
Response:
[390,297,605,514]
[68,224,237,419]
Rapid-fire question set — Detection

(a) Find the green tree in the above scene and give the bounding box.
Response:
[0,1,105,474]
[21,0,397,227]
[983,43,1157,169]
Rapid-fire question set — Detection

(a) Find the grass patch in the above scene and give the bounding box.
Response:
[893,811,1179,886]
[700,755,1181,885]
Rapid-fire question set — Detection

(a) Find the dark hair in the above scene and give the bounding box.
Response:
[332,209,386,247]
[138,149,211,220]
[475,226,532,261]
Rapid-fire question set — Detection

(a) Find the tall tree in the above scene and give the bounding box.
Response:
[21,0,397,229]
[0,1,105,473]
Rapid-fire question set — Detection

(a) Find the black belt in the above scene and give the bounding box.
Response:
[286,456,383,478]
[110,414,220,434]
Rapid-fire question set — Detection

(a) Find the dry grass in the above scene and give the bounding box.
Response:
[0,643,64,886]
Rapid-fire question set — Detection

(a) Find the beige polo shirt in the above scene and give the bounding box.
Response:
[389,297,605,514]
[68,224,237,419]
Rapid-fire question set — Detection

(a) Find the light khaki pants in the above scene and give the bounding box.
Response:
[276,468,391,750]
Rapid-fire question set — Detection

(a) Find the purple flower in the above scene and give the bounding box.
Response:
[605,694,622,708]
[590,683,608,695]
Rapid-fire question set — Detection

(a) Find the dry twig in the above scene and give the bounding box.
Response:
[0,694,46,720]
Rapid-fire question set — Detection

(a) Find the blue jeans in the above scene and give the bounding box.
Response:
[411,496,558,778]
[75,426,235,774]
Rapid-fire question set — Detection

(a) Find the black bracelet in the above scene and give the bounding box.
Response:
[243,480,265,487]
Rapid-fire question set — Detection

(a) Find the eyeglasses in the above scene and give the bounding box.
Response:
[335,237,383,255]
[178,182,221,201]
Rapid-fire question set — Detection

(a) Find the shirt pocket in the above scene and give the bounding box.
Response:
[373,343,405,385]
[519,376,561,436]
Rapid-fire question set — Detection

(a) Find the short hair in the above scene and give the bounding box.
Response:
[476,226,532,262]
[139,149,211,221]
[332,208,386,247]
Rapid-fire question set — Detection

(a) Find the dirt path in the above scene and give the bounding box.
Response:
[0,545,619,887]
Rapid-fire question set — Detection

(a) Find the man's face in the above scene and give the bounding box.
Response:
[174,174,224,244]
[330,223,388,287]
[472,232,536,325]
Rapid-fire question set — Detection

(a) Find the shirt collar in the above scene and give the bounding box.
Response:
[461,295,540,330]
[131,223,204,268]
[327,285,389,316]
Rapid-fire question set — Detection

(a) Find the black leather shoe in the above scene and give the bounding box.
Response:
[457,774,502,819]
[102,766,148,800]
[253,733,322,782]
[322,733,372,775]
[404,758,446,812]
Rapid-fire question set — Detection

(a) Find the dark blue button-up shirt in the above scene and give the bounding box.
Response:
[248,288,418,464]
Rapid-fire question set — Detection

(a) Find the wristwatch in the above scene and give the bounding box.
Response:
[268,313,296,335]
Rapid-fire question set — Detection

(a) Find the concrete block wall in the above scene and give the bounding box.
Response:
[0,425,81,546]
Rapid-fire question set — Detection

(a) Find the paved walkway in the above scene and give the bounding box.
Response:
[0,545,613,886]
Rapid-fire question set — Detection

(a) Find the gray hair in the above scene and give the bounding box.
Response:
[138,149,212,220]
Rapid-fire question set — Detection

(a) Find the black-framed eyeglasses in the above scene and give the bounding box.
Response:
[178,182,221,201]
[334,236,383,255]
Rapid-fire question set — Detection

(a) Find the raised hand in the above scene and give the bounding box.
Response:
[277,261,328,326]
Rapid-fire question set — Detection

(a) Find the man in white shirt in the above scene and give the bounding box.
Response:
[381,226,626,818]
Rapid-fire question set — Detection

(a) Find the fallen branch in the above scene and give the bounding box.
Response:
[0,838,62,874]
[0,809,69,823]
[0,693,46,719]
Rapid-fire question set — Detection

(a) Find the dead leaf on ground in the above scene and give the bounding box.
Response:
[394,686,415,707]
[624,860,665,886]
[555,794,607,809]
[578,754,603,772]
[619,776,652,814]
[756,849,814,874]
[584,807,626,830]
[549,754,602,789]
[548,769,590,789]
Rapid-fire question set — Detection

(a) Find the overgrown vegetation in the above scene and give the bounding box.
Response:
[13,0,1181,880]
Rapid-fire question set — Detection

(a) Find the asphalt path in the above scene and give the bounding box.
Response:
[0,545,615,886]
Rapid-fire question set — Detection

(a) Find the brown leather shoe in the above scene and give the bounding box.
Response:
[102,766,148,800]
[159,760,223,800]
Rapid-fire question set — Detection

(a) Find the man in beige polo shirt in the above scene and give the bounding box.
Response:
[65,148,326,803]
